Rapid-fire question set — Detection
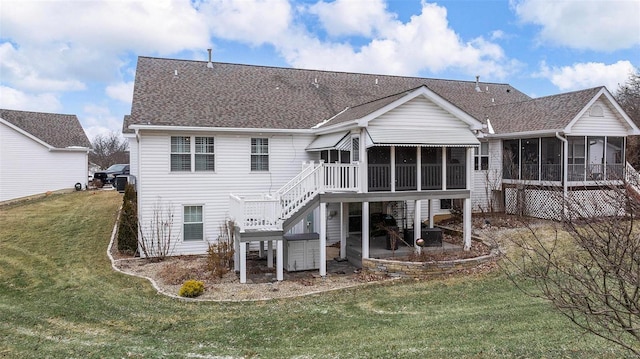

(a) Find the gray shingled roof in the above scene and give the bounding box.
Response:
[124,56,531,133]
[485,87,603,134]
[0,109,90,148]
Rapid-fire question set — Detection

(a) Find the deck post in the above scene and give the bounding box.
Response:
[428,199,434,228]
[414,199,422,253]
[239,241,247,283]
[267,240,273,268]
[340,202,348,259]
[259,241,264,258]
[463,197,472,250]
[319,203,327,277]
[276,239,284,281]
[362,201,370,259]
[234,230,240,272]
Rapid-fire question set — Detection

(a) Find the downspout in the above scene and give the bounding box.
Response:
[555,132,568,218]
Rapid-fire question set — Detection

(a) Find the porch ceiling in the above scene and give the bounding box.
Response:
[366,128,479,147]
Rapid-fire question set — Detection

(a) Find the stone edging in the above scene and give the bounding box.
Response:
[362,226,501,279]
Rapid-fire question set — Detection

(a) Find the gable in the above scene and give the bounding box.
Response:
[569,96,635,136]
[366,96,479,146]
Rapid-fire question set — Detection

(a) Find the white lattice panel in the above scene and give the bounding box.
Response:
[504,187,624,220]
[567,189,625,218]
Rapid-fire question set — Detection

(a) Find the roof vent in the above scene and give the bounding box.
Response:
[207,49,213,69]
[313,77,319,88]
[475,75,481,92]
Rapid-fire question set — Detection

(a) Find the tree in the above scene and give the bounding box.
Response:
[615,69,640,168]
[90,132,129,169]
[501,183,640,355]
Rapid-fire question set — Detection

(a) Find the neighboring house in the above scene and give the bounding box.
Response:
[0,109,91,202]
[123,56,639,282]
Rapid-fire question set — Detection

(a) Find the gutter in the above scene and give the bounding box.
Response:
[555,132,568,218]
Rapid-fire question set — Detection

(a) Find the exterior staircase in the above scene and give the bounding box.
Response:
[229,161,359,234]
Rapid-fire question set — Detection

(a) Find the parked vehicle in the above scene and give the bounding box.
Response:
[93,164,129,185]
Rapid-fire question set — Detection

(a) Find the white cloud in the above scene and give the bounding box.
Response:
[512,0,640,51]
[106,82,135,104]
[81,104,127,141]
[308,0,395,37]
[280,2,517,79]
[200,0,292,45]
[0,86,62,112]
[536,60,636,92]
[0,0,211,92]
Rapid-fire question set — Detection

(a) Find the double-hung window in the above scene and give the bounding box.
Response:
[171,136,191,171]
[171,136,215,172]
[251,138,269,171]
[183,205,203,241]
[195,137,215,171]
[474,142,489,171]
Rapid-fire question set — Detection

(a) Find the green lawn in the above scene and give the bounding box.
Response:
[0,191,632,358]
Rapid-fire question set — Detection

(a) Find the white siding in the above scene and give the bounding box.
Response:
[472,139,502,212]
[570,98,632,136]
[0,123,88,202]
[137,131,315,256]
[368,96,473,135]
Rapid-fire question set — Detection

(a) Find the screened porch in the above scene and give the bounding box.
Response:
[502,136,625,182]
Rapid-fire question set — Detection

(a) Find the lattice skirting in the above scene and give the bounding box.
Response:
[504,187,625,220]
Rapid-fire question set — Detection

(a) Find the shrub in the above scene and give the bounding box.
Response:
[207,221,235,278]
[117,184,138,254]
[178,279,205,298]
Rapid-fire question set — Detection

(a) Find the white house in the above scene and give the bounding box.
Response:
[123,56,639,282]
[0,109,91,203]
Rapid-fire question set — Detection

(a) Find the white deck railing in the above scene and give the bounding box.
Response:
[231,162,361,232]
[229,194,281,232]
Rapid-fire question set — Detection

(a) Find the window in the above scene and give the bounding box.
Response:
[183,206,203,241]
[171,136,191,171]
[474,142,489,170]
[195,137,215,171]
[352,137,360,162]
[251,138,269,171]
[171,136,215,172]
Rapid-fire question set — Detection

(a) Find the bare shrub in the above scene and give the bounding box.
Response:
[138,200,178,259]
[207,220,236,278]
[501,183,640,356]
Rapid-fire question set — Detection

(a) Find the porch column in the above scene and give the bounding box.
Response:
[239,241,247,283]
[463,198,472,251]
[390,146,396,192]
[319,203,327,277]
[414,200,422,253]
[340,202,348,259]
[416,147,422,191]
[466,147,473,190]
[428,199,434,228]
[362,201,370,259]
[267,240,273,268]
[442,146,447,190]
[276,239,284,281]
[359,129,368,193]
[233,231,240,272]
[464,147,473,250]
[259,241,265,258]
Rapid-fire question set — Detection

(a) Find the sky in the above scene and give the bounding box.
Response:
[1,0,639,142]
